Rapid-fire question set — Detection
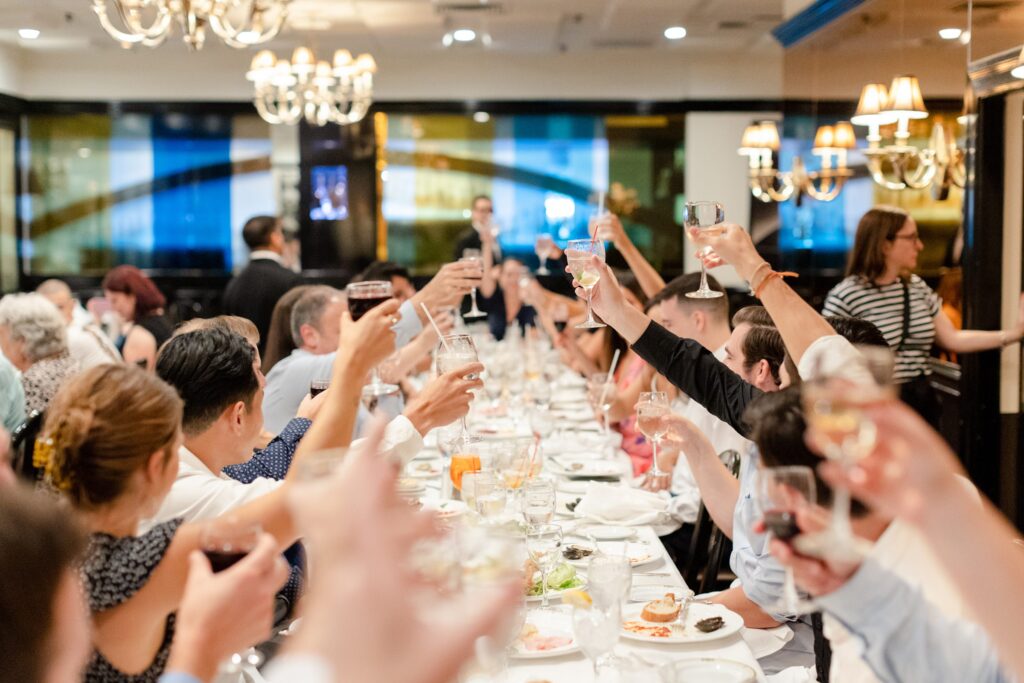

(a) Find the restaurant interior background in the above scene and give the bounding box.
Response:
[0,0,1021,521]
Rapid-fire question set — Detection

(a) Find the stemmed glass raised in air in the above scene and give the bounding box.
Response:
[637,391,670,479]
[436,333,481,445]
[800,345,894,561]
[460,248,486,318]
[683,201,726,300]
[526,523,563,609]
[565,238,607,329]
[535,233,554,275]
[345,280,401,401]
[200,518,264,674]
[755,465,818,615]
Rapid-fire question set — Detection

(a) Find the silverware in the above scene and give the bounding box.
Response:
[673,589,696,634]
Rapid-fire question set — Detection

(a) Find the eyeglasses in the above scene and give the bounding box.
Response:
[892,232,920,241]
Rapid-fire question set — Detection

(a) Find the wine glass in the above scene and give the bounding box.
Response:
[565,238,606,329]
[436,333,481,444]
[525,524,563,608]
[465,471,505,521]
[755,465,818,615]
[200,518,264,673]
[800,345,895,560]
[522,479,556,528]
[551,301,570,335]
[587,554,632,611]
[535,234,554,275]
[460,248,486,318]
[683,201,726,300]
[572,600,621,677]
[309,379,329,398]
[637,391,670,478]
[345,280,401,398]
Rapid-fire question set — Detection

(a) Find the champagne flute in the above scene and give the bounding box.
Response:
[800,345,895,560]
[756,465,818,615]
[535,233,554,275]
[552,301,570,335]
[345,280,401,399]
[526,524,563,609]
[566,238,607,329]
[200,518,264,673]
[460,248,486,318]
[683,201,726,300]
[637,391,670,478]
[436,333,481,444]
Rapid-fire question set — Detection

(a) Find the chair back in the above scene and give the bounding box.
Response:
[10,410,45,482]
[683,449,741,593]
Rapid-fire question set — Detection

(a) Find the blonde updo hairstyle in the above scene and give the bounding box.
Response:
[40,364,182,509]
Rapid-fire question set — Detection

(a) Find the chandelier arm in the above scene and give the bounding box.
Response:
[865,157,909,191]
[756,173,795,202]
[209,1,289,47]
[803,175,844,202]
[93,0,173,43]
[893,152,938,190]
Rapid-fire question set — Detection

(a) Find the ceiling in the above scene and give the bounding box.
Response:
[0,0,784,56]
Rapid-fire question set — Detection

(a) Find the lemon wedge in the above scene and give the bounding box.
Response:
[562,589,593,609]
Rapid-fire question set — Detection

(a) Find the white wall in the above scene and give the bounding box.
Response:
[0,45,23,97]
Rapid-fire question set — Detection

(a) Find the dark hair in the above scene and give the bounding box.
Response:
[742,325,785,387]
[241,215,281,250]
[846,206,911,283]
[42,365,182,509]
[471,195,492,209]
[824,316,889,348]
[156,328,259,437]
[648,272,729,322]
[0,484,87,683]
[733,305,774,328]
[744,387,868,516]
[290,286,342,348]
[262,285,315,374]
[101,265,166,321]
[354,261,411,284]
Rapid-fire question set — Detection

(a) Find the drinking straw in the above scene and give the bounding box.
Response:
[597,348,621,417]
[420,302,452,352]
[590,190,607,245]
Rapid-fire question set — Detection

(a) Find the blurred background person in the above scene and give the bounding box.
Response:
[261,285,315,376]
[453,194,501,261]
[101,265,173,371]
[36,279,121,369]
[0,293,79,414]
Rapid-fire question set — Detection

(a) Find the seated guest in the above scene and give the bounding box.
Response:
[478,255,536,342]
[261,285,315,375]
[101,265,173,370]
[36,300,398,682]
[0,293,80,413]
[0,352,25,432]
[747,388,968,683]
[222,215,303,352]
[37,278,121,369]
[353,261,417,302]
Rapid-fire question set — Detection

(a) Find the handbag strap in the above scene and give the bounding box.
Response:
[896,280,911,352]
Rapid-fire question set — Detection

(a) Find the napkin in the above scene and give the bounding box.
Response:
[740,623,795,660]
[572,482,671,526]
[765,666,817,683]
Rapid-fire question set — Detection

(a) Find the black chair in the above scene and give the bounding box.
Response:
[682,449,742,594]
[10,410,45,483]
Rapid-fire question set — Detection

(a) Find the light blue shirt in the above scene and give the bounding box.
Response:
[818,558,1014,683]
[0,353,25,432]
[730,445,815,673]
[158,674,201,683]
[262,300,419,434]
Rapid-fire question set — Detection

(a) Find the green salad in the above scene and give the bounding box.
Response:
[528,562,583,596]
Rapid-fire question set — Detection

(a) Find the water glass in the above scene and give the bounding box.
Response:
[572,601,621,677]
[565,238,607,329]
[526,524,563,608]
[522,479,556,527]
[587,554,632,610]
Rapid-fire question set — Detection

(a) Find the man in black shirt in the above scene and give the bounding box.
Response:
[222,215,302,352]
[453,195,501,261]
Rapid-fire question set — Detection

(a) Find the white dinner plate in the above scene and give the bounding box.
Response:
[418,498,468,519]
[660,658,757,682]
[405,460,443,478]
[509,607,580,659]
[629,585,686,603]
[555,479,590,494]
[568,540,659,568]
[620,602,743,645]
[552,459,622,478]
[525,571,587,602]
[577,525,637,541]
[397,478,426,496]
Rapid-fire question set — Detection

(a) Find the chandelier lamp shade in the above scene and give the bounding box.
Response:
[247,47,377,126]
[91,0,291,50]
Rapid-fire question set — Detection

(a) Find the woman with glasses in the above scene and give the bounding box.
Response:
[823,206,1024,424]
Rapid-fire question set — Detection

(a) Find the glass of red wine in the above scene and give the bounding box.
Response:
[755,465,817,615]
[345,280,401,401]
[310,379,329,398]
[200,517,264,672]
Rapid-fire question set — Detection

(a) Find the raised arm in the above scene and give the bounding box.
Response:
[479,230,498,299]
[592,213,666,299]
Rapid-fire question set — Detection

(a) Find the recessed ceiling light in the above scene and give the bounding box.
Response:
[938,28,962,40]
[664,26,687,40]
[473,111,490,123]
[18,28,40,40]
[453,29,477,42]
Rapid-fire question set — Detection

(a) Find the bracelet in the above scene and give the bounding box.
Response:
[753,270,799,299]
[746,262,772,294]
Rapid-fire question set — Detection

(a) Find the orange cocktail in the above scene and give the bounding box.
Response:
[450,453,482,491]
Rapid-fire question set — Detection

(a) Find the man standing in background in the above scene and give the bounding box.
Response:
[453,195,501,262]
[223,215,303,352]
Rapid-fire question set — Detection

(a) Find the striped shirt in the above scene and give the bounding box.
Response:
[822,275,940,383]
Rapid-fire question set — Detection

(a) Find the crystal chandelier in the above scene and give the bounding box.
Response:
[246,47,377,126]
[737,120,855,203]
[91,0,290,50]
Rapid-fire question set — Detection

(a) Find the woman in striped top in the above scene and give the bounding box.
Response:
[823,206,1024,424]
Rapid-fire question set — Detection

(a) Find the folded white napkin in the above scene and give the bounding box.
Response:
[741,623,795,660]
[573,482,670,526]
[765,666,817,683]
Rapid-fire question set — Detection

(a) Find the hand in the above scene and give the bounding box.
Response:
[167,534,289,681]
[686,223,764,280]
[403,363,485,434]
[814,400,965,525]
[661,412,704,451]
[767,507,861,596]
[336,300,401,378]
[1014,293,1024,341]
[285,420,521,683]
[589,213,628,247]
[567,256,625,321]
[415,262,484,311]
[296,388,330,421]
[642,469,673,492]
